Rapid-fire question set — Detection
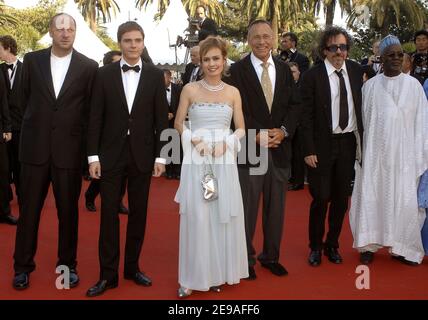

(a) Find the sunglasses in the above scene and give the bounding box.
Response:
[326,44,349,52]
[384,52,404,59]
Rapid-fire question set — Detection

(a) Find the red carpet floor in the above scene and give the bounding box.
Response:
[0,178,427,300]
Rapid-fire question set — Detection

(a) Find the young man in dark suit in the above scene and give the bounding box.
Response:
[279,32,310,74]
[229,20,300,280]
[86,21,169,297]
[164,69,182,180]
[0,69,13,225]
[12,13,98,290]
[300,26,363,267]
[0,35,23,213]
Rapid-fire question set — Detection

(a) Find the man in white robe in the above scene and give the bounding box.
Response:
[350,35,428,265]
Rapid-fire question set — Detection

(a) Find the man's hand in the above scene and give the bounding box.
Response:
[267,128,285,148]
[3,132,12,142]
[89,161,101,179]
[304,155,318,168]
[168,113,174,121]
[153,163,165,177]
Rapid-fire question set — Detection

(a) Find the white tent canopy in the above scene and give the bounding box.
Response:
[144,0,189,67]
[38,0,110,64]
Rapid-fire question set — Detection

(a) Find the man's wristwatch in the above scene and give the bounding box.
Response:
[280,125,289,138]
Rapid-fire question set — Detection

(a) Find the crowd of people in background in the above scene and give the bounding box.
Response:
[0,4,427,299]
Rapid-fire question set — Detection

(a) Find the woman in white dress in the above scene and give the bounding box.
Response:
[174,36,249,298]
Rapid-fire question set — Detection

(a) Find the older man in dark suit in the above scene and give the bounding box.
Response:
[230,20,300,280]
[300,26,363,267]
[12,13,98,290]
[86,21,169,297]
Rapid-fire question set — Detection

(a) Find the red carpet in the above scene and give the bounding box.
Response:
[0,179,427,300]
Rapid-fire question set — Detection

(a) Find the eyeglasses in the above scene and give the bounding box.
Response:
[326,44,349,52]
[384,52,404,59]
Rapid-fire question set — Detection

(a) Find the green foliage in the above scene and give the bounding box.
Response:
[0,0,62,56]
[96,26,119,50]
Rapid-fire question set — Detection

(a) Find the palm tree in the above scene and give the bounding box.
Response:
[135,0,225,25]
[239,0,302,51]
[75,0,120,32]
[182,0,225,26]
[348,0,426,36]
[310,0,352,26]
[0,1,18,29]
[135,0,170,20]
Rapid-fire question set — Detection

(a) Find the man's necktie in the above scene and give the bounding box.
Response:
[166,87,170,92]
[122,64,141,73]
[261,62,273,112]
[335,69,349,130]
[6,64,14,70]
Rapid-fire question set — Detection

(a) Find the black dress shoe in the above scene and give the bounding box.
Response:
[174,174,181,180]
[86,280,118,297]
[324,247,343,264]
[392,255,419,266]
[118,202,128,215]
[360,251,374,265]
[288,183,304,191]
[85,200,96,212]
[261,262,288,276]
[0,214,18,225]
[13,273,29,290]
[69,269,80,288]
[244,266,257,280]
[308,250,322,266]
[166,173,173,180]
[124,272,152,286]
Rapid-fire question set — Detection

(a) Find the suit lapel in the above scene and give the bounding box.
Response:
[130,64,145,116]
[11,61,22,90]
[271,59,284,114]
[57,50,81,100]
[1,64,11,90]
[112,62,130,114]
[346,60,361,117]
[319,63,333,128]
[37,48,56,100]
[243,55,270,116]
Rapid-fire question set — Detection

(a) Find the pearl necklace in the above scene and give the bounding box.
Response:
[200,79,225,92]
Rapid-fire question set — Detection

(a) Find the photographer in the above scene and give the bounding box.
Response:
[195,5,217,42]
[412,30,428,84]
[361,40,381,74]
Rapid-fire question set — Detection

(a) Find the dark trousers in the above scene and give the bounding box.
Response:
[85,176,126,203]
[99,139,151,282]
[238,151,289,266]
[7,130,21,204]
[290,127,305,185]
[307,132,356,250]
[166,126,182,177]
[0,141,10,216]
[14,161,82,273]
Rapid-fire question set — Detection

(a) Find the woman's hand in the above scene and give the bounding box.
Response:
[212,142,227,157]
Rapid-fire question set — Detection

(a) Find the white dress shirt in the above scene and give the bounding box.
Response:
[324,58,357,134]
[190,66,199,82]
[88,57,165,165]
[250,52,276,92]
[6,59,18,89]
[166,84,171,106]
[51,52,72,98]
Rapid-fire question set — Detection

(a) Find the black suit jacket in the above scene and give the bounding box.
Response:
[19,48,98,168]
[229,54,301,168]
[279,50,310,74]
[87,61,169,173]
[0,73,10,136]
[300,60,363,170]
[168,82,181,127]
[198,17,217,41]
[1,60,23,131]
[182,63,201,86]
